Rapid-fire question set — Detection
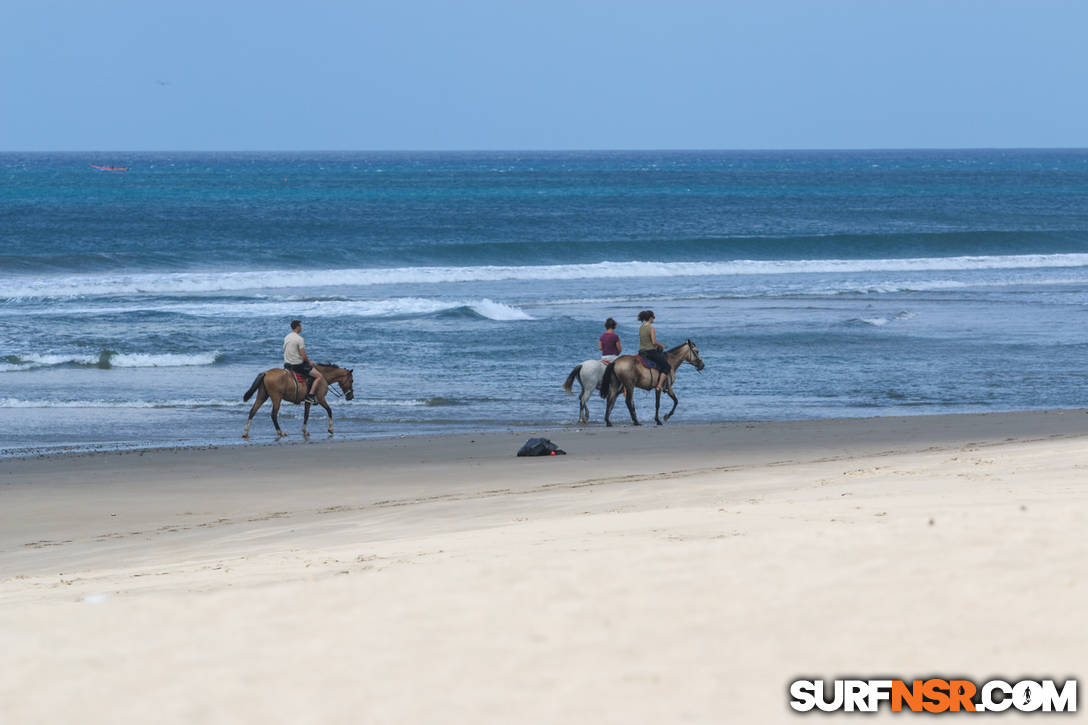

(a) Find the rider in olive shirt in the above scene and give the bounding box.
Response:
[637,309,670,393]
[283,319,323,403]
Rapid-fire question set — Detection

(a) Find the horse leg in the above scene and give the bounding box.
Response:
[243,388,267,439]
[302,401,311,437]
[604,386,617,427]
[579,381,592,423]
[654,389,663,425]
[321,399,333,435]
[625,383,640,425]
[663,387,679,421]
[573,377,583,423]
[271,395,287,437]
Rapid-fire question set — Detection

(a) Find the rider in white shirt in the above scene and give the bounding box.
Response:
[283,319,323,402]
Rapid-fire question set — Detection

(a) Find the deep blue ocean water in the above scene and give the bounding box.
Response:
[3,150,1088,455]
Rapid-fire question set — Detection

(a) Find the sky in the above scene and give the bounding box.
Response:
[2,0,1086,151]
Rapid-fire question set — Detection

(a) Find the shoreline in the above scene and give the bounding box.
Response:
[3,408,1086,722]
[4,404,1088,462]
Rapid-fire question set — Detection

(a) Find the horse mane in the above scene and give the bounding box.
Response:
[666,341,690,354]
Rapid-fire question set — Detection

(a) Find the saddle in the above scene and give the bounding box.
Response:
[637,354,660,370]
[283,363,308,384]
[284,366,310,402]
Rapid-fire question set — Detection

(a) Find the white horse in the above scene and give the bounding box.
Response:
[561,357,615,423]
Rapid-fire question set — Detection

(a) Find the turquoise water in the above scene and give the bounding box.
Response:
[2,150,1088,454]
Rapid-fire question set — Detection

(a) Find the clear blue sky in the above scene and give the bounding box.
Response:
[3,0,1086,150]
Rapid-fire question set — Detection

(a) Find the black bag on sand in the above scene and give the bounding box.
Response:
[517,437,567,457]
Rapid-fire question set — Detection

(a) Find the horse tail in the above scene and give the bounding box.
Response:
[243,372,266,402]
[562,364,582,394]
[599,362,616,399]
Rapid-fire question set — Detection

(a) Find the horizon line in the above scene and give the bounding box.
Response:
[3,146,1088,154]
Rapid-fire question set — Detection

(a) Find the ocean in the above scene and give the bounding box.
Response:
[2,150,1088,456]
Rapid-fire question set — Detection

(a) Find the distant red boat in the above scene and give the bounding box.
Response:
[90,165,129,171]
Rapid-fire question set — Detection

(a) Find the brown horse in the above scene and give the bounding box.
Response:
[599,339,704,426]
[242,363,354,439]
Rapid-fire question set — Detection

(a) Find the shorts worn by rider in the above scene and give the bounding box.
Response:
[639,348,670,374]
[285,361,313,382]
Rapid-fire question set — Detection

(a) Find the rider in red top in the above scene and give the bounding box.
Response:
[598,317,621,362]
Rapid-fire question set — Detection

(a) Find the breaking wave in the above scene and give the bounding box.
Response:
[0,395,484,408]
[7,254,1088,299]
[846,311,918,327]
[0,297,533,321]
[0,351,222,372]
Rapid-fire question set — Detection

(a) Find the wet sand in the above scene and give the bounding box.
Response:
[2,411,1087,723]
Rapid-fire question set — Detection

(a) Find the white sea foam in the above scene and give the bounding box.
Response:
[5,254,1088,299]
[0,396,456,408]
[0,352,220,372]
[0,398,243,408]
[110,352,221,367]
[465,299,533,320]
[0,297,533,321]
[1,353,98,370]
[849,310,917,327]
[163,297,533,320]
[833,280,970,295]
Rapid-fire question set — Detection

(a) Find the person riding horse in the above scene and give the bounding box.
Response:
[598,317,622,363]
[637,310,670,392]
[283,319,323,403]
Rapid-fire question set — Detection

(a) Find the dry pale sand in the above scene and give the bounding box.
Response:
[1,411,1086,723]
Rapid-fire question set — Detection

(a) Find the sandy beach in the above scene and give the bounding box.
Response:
[2,411,1086,723]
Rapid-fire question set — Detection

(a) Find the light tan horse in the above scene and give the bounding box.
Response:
[599,340,704,426]
[242,363,354,439]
